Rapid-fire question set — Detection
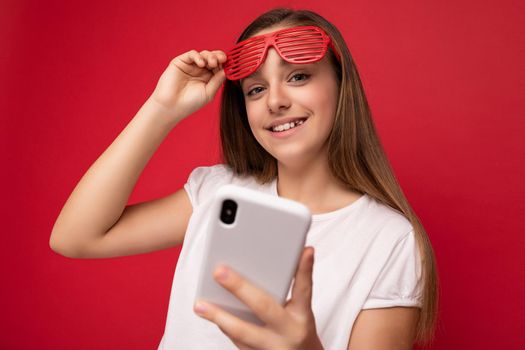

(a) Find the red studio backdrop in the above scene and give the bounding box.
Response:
[2,0,524,349]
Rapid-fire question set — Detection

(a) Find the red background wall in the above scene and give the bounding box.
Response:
[2,0,524,348]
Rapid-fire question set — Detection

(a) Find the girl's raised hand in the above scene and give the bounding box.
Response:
[149,50,227,124]
[193,247,324,350]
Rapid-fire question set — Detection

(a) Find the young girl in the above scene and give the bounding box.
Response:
[50,8,438,350]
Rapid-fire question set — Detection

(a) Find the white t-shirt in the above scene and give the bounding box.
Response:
[158,164,422,349]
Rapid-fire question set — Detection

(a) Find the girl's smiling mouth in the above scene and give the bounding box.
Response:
[266,117,308,138]
[266,116,308,132]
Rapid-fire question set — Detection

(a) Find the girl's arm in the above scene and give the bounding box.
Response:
[49,50,227,259]
[49,98,190,259]
[347,307,420,350]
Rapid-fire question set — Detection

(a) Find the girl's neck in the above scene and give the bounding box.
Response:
[276,156,362,215]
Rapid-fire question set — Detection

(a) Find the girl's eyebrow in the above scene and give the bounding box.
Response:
[241,61,316,86]
[243,60,288,82]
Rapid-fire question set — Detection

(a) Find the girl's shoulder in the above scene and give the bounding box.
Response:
[184,164,271,208]
[354,195,415,241]
[184,164,234,208]
[186,164,234,183]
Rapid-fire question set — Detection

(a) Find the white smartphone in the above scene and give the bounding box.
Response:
[195,184,312,326]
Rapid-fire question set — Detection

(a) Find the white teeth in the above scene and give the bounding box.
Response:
[271,119,305,132]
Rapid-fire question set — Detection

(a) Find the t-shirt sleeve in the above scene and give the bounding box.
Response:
[183,165,231,208]
[362,230,423,309]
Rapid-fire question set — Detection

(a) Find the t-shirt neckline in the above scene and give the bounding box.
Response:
[269,178,368,222]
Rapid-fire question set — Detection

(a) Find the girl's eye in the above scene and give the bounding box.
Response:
[246,73,310,96]
[247,86,264,96]
[290,73,310,82]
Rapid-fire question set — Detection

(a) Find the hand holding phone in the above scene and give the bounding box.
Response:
[195,184,312,325]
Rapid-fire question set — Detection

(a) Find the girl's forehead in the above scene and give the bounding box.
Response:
[248,24,293,38]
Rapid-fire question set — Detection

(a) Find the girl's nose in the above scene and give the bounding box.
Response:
[266,84,292,114]
[260,49,292,113]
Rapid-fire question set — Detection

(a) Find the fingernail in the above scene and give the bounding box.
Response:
[194,301,207,315]
[308,247,315,261]
[215,265,229,281]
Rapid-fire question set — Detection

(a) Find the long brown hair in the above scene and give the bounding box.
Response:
[219,8,438,343]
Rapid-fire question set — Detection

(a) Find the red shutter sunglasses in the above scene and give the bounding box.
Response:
[223,25,340,81]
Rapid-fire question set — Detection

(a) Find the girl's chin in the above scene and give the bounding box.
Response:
[272,151,319,168]
[267,144,329,168]
[266,146,305,160]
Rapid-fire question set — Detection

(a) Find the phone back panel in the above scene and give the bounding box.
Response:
[195,184,311,325]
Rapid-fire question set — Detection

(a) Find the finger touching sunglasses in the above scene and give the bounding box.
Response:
[223,26,341,81]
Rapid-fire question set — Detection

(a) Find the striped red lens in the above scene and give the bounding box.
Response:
[224,26,335,81]
[275,27,328,63]
[225,37,266,80]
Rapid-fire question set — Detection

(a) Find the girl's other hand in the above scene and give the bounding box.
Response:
[149,49,227,123]
[193,247,324,350]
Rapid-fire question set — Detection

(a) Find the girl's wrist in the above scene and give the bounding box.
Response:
[308,339,324,350]
[143,97,186,130]
[303,334,324,350]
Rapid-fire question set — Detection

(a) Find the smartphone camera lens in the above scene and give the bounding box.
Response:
[220,199,237,225]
